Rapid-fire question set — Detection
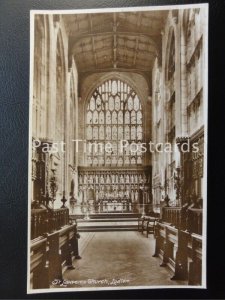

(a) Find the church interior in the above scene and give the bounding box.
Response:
[30,6,206,290]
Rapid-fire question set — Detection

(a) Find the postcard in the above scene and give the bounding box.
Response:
[28,3,208,293]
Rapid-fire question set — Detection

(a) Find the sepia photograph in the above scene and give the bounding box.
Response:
[28,3,208,293]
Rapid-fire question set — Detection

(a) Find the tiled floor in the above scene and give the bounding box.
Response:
[61,231,187,289]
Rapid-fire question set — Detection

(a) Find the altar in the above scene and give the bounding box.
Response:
[99,198,131,213]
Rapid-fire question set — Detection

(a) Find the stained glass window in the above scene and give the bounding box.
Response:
[86,79,143,166]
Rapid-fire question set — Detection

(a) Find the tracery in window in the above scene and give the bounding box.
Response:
[86,79,143,166]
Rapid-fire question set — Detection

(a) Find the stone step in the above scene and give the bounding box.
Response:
[71,213,141,220]
[77,218,139,232]
[77,218,138,223]
[78,227,138,232]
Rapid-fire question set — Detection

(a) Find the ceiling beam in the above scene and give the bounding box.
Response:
[88,14,98,67]
[78,66,152,73]
[74,47,156,57]
[113,13,117,68]
[70,30,161,42]
[133,11,142,66]
[92,37,97,67]
[74,47,113,56]
[133,37,139,66]
[71,32,160,57]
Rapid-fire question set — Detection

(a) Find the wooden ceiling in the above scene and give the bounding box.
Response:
[63,11,168,76]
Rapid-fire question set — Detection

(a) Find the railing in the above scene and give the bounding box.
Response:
[186,208,202,235]
[31,209,48,240]
[162,206,202,235]
[162,207,183,228]
[30,223,80,289]
[69,202,154,217]
[31,208,69,240]
[48,208,69,232]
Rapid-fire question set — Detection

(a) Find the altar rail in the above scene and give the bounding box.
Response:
[30,223,80,289]
[153,222,202,285]
[69,203,153,217]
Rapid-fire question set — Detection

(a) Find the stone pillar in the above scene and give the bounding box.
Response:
[176,136,189,206]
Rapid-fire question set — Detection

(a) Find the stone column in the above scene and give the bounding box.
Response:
[175,136,189,206]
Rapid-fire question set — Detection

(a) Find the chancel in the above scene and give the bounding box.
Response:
[29,5,207,292]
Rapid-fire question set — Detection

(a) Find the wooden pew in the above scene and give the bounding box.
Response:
[187,208,203,235]
[30,237,49,289]
[188,233,202,285]
[156,223,179,273]
[153,221,202,284]
[47,224,77,284]
[30,223,79,288]
[153,222,166,260]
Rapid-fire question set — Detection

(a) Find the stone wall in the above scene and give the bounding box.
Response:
[32,15,79,209]
[151,8,206,210]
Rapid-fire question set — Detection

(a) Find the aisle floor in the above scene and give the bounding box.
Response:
[62,231,187,289]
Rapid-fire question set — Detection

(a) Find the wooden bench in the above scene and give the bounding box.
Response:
[153,221,202,284]
[188,233,202,285]
[30,223,80,289]
[47,224,77,284]
[30,237,49,289]
[142,217,157,237]
[138,216,157,237]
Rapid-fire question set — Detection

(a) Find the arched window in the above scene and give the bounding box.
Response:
[33,15,50,139]
[86,79,143,166]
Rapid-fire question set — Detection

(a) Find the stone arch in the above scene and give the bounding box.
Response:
[54,28,67,203]
[69,69,77,165]
[163,21,177,204]
[182,9,191,41]
[55,28,67,141]
[33,15,53,138]
[165,26,175,82]
[84,74,148,140]
[33,15,45,137]
[78,72,151,166]
[43,15,51,137]
[83,72,148,113]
